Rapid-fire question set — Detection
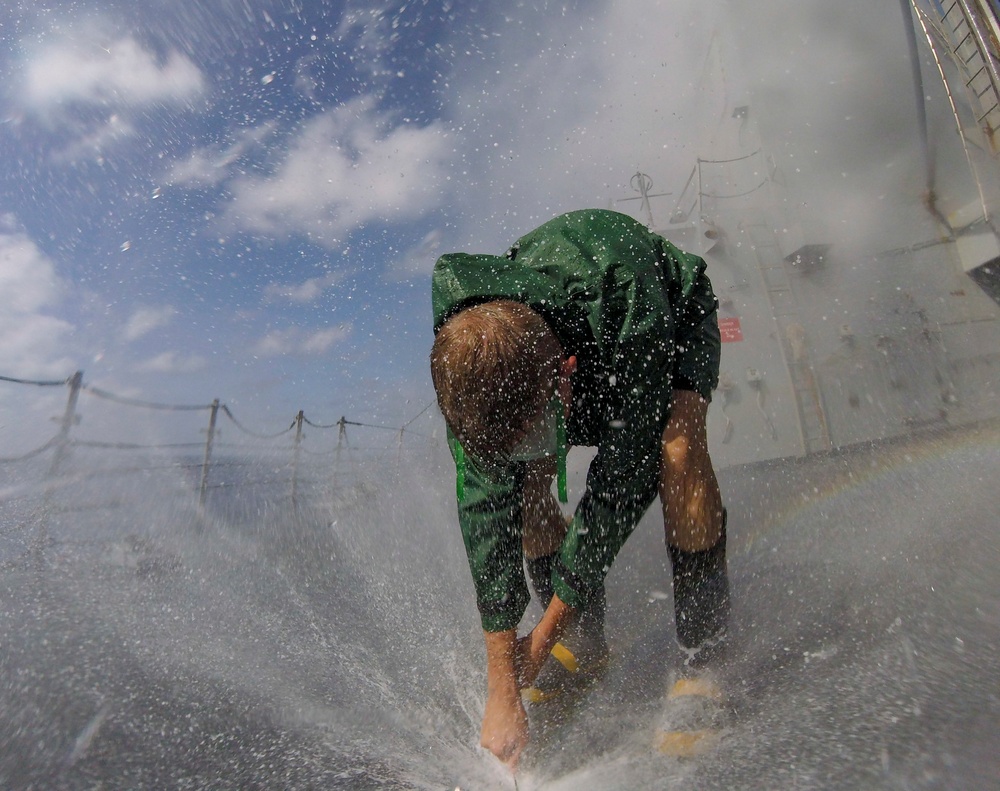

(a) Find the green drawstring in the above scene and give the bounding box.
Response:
[450,436,465,501]
[556,406,567,503]
[451,412,565,504]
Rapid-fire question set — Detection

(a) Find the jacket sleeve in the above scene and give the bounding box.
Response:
[550,250,677,607]
[448,433,531,633]
[549,234,721,607]
[661,242,721,399]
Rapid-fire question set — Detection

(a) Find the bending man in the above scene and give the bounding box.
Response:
[429,209,728,768]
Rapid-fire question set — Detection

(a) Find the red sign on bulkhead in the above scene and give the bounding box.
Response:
[719,316,744,343]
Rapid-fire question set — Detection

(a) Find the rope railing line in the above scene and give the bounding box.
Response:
[173,457,256,467]
[298,445,427,458]
[200,474,364,492]
[302,415,348,428]
[63,461,203,477]
[0,435,61,464]
[699,179,769,201]
[0,520,33,538]
[220,405,297,440]
[396,427,431,440]
[1,368,442,515]
[205,443,310,454]
[302,416,342,429]
[302,415,372,428]
[327,445,425,454]
[698,149,763,165]
[402,399,436,429]
[83,385,215,412]
[0,374,71,387]
[342,420,402,432]
[302,415,434,433]
[71,440,206,451]
[2,369,441,443]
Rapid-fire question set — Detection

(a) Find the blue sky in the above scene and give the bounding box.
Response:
[0,0,937,448]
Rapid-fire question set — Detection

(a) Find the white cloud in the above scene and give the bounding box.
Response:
[124,305,176,341]
[263,272,343,303]
[21,33,205,116]
[51,113,137,164]
[186,3,725,268]
[167,122,277,188]
[0,313,75,375]
[135,351,207,374]
[167,148,230,189]
[252,325,351,358]
[13,26,206,163]
[301,327,350,354]
[221,97,451,245]
[387,228,443,280]
[334,2,398,81]
[0,229,74,378]
[0,234,64,314]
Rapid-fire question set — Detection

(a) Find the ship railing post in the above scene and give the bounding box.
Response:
[333,417,346,490]
[199,399,220,508]
[291,410,304,513]
[47,370,83,479]
[36,370,84,566]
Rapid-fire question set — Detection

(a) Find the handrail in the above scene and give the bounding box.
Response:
[0,368,440,517]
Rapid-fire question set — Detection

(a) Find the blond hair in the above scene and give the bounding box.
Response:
[430,300,561,459]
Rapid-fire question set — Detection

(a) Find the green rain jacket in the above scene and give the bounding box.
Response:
[431,209,721,632]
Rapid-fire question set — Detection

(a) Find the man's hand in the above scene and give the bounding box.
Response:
[515,593,576,688]
[482,629,529,769]
[514,627,557,689]
[480,685,529,769]
[480,596,576,768]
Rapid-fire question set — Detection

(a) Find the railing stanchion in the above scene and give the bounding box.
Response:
[199,399,220,507]
[47,370,83,479]
[333,416,347,489]
[2,371,435,537]
[35,370,84,565]
[291,410,304,513]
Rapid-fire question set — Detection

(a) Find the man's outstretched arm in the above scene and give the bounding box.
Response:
[480,594,575,768]
[517,592,575,685]
[660,389,724,550]
[481,629,528,769]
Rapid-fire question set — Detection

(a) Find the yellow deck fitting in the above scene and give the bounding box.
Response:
[521,686,560,704]
[668,676,724,702]
[656,728,720,757]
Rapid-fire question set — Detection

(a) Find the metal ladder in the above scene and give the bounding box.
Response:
[940,0,1000,152]
[744,222,832,455]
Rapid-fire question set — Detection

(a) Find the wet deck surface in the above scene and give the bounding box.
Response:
[2,424,998,789]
